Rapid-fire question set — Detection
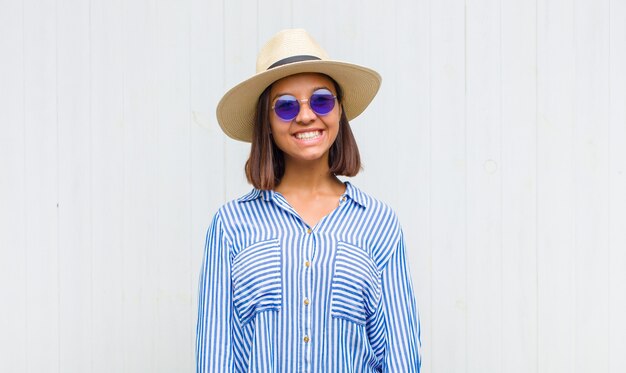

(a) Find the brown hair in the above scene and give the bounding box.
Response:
[245,78,361,190]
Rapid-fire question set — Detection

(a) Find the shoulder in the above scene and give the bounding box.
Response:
[345,182,404,268]
[211,188,271,227]
[344,181,400,225]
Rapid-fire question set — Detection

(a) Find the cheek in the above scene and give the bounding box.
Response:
[268,120,289,151]
[268,117,280,134]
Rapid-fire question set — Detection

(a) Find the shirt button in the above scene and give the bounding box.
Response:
[341,196,347,202]
[303,335,310,343]
[304,297,310,306]
[305,260,310,268]
[306,228,312,234]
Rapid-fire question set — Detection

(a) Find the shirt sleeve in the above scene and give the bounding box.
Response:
[380,230,422,372]
[196,212,233,373]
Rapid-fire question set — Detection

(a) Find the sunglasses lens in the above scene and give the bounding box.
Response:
[310,90,336,115]
[273,90,336,121]
[274,95,299,121]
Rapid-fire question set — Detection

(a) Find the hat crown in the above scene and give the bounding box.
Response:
[256,29,330,73]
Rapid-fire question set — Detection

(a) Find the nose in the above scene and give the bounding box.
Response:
[295,99,316,125]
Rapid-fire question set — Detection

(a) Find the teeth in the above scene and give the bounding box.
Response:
[295,131,321,140]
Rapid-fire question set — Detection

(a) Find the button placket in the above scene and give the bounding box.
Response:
[302,226,314,372]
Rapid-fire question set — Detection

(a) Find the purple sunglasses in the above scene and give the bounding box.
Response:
[271,88,337,121]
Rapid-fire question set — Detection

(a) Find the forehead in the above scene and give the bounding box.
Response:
[270,73,335,95]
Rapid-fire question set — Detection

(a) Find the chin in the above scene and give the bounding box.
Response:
[286,149,329,163]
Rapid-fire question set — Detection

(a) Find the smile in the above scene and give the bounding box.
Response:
[294,130,322,140]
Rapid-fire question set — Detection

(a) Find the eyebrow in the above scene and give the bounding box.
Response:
[271,86,332,102]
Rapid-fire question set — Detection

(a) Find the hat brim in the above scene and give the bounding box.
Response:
[216,60,382,142]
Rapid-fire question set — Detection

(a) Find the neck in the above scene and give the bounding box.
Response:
[276,156,342,194]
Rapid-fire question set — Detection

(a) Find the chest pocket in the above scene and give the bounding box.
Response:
[330,241,382,326]
[232,239,282,325]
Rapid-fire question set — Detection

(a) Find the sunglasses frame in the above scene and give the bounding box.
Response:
[271,89,337,122]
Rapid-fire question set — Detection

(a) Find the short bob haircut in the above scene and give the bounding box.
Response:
[245,75,362,190]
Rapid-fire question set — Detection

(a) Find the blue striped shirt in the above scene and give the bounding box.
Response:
[196,181,421,372]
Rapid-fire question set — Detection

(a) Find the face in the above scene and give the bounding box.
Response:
[269,73,341,165]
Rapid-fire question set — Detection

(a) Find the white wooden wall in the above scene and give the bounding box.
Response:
[0,0,625,372]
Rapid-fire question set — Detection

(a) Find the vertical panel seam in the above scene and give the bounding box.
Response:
[55,0,61,371]
[498,0,504,372]
[88,0,94,371]
[571,1,577,371]
[153,0,160,367]
[606,0,612,369]
[121,0,128,369]
[188,0,194,365]
[427,0,433,368]
[22,0,29,369]
[221,0,226,203]
[463,0,470,371]
[534,0,539,371]
[463,0,469,371]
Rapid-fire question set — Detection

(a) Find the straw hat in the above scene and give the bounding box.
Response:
[216,29,382,142]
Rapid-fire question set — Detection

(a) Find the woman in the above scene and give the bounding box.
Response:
[197,29,421,372]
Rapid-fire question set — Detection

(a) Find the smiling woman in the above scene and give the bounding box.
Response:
[269,74,341,162]
[196,29,422,372]
[247,73,361,195]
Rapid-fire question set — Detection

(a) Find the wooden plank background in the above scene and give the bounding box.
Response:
[0,0,625,372]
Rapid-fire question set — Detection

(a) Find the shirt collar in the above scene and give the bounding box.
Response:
[237,189,262,202]
[237,181,368,208]
[343,181,368,208]
[237,188,274,203]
